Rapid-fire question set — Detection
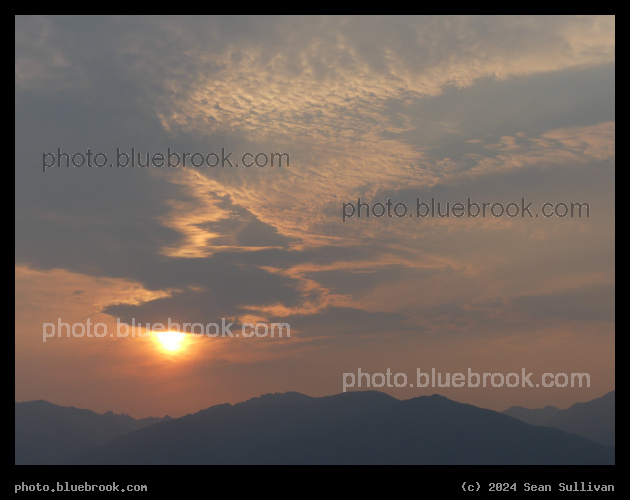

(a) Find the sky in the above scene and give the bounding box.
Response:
[15,15,614,418]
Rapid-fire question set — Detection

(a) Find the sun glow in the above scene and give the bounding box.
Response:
[152,330,188,353]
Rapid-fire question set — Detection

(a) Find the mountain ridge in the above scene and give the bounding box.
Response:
[15,400,171,465]
[49,391,613,465]
[503,390,614,446]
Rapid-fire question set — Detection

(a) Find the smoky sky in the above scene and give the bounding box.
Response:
[15,15,614,416]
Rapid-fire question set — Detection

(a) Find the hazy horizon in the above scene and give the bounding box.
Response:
[14,388,616,420]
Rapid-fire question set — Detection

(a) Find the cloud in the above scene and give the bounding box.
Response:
[15,17,615,413]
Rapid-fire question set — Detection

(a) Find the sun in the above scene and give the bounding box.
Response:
[152,330,187,353]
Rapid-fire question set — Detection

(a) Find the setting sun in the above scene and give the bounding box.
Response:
[152,330,187,353]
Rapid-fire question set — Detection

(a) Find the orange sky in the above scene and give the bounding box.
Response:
[15,15,614,418]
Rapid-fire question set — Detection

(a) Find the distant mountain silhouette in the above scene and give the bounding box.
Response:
[57,391,613,465]
[504,390,614,446]
[15,400,171,464]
